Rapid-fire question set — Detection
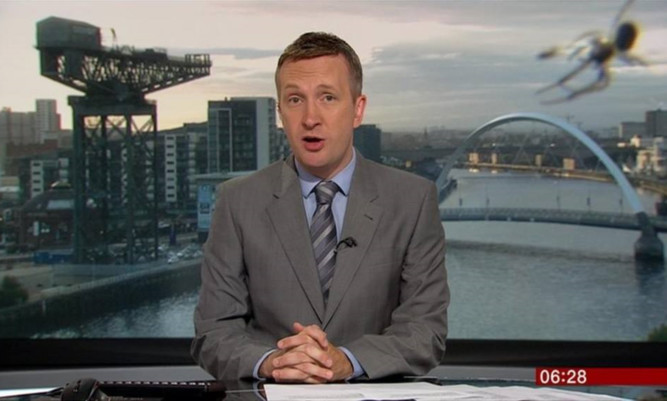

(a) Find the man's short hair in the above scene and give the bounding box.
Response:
[276,32,363,98]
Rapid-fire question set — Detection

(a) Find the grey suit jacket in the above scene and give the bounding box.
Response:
[191,153,449,381]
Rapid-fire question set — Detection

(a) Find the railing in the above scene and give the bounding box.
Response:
[440,207,667,232]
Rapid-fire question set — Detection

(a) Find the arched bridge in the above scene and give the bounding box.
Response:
[435,112,664,261]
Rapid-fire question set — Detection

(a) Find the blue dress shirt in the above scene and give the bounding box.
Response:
[296,150,356,241]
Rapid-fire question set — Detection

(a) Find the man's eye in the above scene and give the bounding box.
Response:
[287,97,301,104]
[323,94,336,102]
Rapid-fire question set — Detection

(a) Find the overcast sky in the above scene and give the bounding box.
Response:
[1,0,666,133]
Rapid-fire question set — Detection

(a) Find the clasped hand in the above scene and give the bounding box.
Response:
[259,322,353,383]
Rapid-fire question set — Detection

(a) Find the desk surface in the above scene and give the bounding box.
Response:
[0,366,663,401]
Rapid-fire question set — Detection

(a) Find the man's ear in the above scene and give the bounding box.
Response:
[277,102,285,125]
[353,95,367,128]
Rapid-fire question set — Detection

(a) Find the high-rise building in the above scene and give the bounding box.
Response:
[0,109,8,175]
[271,127,290,162]
[646,109,667,138]
[159,122,208,214]
[619,121,645,140]
[207,97,277,173]
[0,108,36,146]
[15,150,71,204]
[354,124,382,163]
[1,108,36,175]
[1,101,61,175]
[35,99,61,143]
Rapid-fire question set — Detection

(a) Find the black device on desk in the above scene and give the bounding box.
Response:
[96,379,224,400]
[1,378,227,401]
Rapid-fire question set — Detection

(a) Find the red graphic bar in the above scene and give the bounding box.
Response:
[536,368,667,386]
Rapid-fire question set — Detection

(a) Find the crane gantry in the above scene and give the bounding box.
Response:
[36,16,212,264]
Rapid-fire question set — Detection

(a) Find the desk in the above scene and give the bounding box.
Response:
[0,366,662,401]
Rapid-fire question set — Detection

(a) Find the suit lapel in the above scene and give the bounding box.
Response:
[266,157,326,322]
[324,155,382,327]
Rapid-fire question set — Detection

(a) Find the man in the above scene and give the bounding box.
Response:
[192,32,449,384]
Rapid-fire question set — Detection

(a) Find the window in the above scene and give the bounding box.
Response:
[1,0,665,373]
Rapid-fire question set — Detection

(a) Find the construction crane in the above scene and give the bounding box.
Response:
[36,16,212,264]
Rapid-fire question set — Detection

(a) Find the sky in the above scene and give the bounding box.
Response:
[1,0,666,133]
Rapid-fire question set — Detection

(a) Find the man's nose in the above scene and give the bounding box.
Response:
[302,100,321,129]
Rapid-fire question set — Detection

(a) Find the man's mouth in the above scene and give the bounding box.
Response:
[303,136,325,151]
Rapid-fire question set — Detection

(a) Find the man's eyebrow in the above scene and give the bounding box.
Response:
[316,84,338,92]
[281,83,339,94]
[281,83,301,92]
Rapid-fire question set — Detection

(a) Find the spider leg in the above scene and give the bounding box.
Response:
[538,31,601,61]
[538,46,563,60]
[618,52,649,66]
[536,59,592,95]
[538,75,606,105]
[567,44,593,62]
[565,66,612,100]
[610,0,637,34]
[572,30,605,44]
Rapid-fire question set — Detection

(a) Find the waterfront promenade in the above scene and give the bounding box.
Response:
[465,162,667,196]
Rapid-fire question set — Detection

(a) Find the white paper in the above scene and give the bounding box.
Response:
[0,388,57,397]
[264,382,631,401]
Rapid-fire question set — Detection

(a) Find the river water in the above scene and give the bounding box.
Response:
[37,170,667,341]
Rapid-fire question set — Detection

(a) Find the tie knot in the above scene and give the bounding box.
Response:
[314,181,338,205]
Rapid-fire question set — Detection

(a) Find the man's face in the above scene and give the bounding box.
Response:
[277,54,366,179]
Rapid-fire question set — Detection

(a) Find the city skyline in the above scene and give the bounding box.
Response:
[1,1,666,133]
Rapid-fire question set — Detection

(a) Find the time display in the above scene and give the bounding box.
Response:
[536,367,667,386]
[536,368,588,385]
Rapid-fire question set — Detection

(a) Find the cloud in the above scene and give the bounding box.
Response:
[211,65,248,75]
[370,43,462,66]
[212,1,621,31]
[3,0,667,132]
[366,38,538,96]
[355,21,667,131]
[169,47,280,60]
[614,63,667,77]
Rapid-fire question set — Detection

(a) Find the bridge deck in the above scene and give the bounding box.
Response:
[440,207,667,232]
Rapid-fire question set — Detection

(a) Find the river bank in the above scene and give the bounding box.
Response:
[0,259,201,337]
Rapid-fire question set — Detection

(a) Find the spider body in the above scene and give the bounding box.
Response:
[616,22,639,51]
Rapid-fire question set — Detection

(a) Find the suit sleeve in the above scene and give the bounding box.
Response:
[344,183,449,379]
[190,183,273,381]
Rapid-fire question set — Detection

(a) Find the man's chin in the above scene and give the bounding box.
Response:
[296,153,325,166]
[297,159,334,178]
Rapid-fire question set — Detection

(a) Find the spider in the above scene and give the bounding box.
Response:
[536,0,648,104]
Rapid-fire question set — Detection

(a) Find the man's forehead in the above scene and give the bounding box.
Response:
[281,53,345,66]
[279,54,350,76]
[278,56,350,89]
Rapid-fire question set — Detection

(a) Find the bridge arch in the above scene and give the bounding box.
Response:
[435,112,663,261]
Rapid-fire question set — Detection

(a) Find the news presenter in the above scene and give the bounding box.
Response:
[191,32,449,383]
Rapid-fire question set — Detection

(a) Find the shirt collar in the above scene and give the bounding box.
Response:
[296,149,356,198]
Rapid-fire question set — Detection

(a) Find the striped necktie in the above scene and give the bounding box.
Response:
[310,180,339,303]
